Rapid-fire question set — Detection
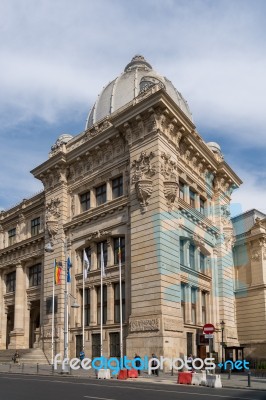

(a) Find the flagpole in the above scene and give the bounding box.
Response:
[51,260,55,365]
[119,238,123,360]
[64,241,69,364]
[82,259,85,351]
[100,243,103,357]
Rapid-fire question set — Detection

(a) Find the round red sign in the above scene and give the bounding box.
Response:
[203,323,215,334]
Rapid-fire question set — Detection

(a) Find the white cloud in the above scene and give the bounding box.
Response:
[0,0,266,211]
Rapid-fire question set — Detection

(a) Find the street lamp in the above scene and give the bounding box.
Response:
[45,240,79,372]
[220,320,225,368]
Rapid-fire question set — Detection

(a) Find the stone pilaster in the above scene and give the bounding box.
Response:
[196,288,202,325]
[90,285,97,326]
[9,262,26,348]
[106,283,114,324]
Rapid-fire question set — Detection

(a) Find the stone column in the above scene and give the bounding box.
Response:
[106,180,112,201]
[0,226,3,249]
[0,271,4,349]
[90,243,97,271]
[106,283,114,324]
[9,262,26,348]
[195,247,200,271]
[196,288,202,326]
[90,188,96,208]
[185,285,192,324]
[195,194,200,212]
[184,185,190,204]
[107,238,112,267]
[90,285,97,326]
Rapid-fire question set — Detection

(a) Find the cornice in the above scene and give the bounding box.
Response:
[0,233,44,266]
[64,196,128,231]
[178,198,219,238]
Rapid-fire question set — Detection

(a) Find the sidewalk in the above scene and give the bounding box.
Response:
[1,363,266,391]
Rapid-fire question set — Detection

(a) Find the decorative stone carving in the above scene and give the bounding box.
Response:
[160,153,177,181]
[163,181,179,211]
[135,179,153,213]
[130,318,160,332]
[132,151,155,183]
[131,152,155,212]
[161,153,178,211]
[45,198,61,244]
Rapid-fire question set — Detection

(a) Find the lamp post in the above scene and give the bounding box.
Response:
[220,320,225,369]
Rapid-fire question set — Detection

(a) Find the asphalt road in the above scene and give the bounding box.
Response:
[0,374,265,400]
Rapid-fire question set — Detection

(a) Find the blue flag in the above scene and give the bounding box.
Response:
[67,257,72,283]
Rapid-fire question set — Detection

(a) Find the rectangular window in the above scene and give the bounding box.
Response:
[110,332,120,357]
[200,252,205,273]
[181,283,186,322]
[114,282,125,323]
[8,228,16,246]
[189,244,195,269]
[97,241,108,269]
[31,217,40,236]
[80,191,90,212]
[46,296,58,314]
[85,288,90,326]
[6,271,16,293]
[202,292,207,325]
[96,184,107,206]
[92,333,101,358]
[191,288,197,324]
[179,182,185,200]
[200,197,205,215]
[189,190,196,208]
[112,176,123,199]
[97,286,107,325]
[29,264,42,287]
[180,239,185,265]
[114,237,125,264]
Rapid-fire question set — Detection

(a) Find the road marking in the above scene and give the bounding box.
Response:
[0,375,260,400]
[84,397,116,400]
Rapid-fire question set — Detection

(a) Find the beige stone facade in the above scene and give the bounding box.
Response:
[0,56,243,364]
[232,209,266,360]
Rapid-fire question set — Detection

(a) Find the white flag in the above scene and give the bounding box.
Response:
[83,249,90,279]
[101,243,106,277]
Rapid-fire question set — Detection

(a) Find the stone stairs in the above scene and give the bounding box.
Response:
[0,348,49,365]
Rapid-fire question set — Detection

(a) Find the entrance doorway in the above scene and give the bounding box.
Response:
[29,301,40,348]
[6,306,14,349]
[109,332,120,357]
[76,335,82,358]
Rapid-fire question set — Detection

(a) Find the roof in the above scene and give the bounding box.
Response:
[85,55,192,129]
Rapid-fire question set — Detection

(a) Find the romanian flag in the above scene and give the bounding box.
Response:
[54,259,62,285]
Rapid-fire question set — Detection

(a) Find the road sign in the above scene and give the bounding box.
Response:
[204,334,214,339]
[203,323,215,334]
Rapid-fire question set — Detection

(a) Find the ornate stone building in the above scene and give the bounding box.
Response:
[0,55,242,363]
[232,209,266,360]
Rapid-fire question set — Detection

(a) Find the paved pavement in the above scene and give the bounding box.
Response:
[0,362,266,391]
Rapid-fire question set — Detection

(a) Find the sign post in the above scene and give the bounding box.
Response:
[203,324,215,360]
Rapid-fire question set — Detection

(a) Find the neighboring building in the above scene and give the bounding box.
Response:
[232,209,266,360]
[0,55,242,364]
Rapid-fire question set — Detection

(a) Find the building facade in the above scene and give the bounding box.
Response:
[232,209,266,360]
[0,55,242,364]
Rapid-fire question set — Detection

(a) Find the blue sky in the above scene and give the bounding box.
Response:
[1,0,266,216]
